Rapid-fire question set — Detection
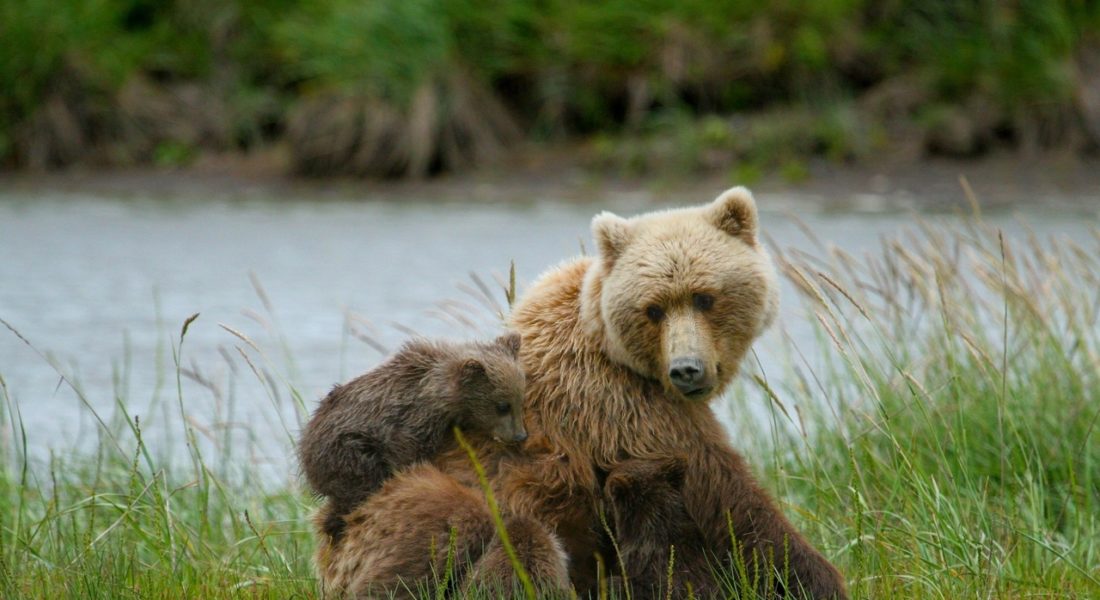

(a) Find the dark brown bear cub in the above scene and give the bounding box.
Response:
[298,332,527,541]
[604,458,714,599]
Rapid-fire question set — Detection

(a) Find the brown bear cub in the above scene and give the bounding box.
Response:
[604,458,714,600]
[298,332,527,541]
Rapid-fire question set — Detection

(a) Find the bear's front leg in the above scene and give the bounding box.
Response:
[684,440,849,600]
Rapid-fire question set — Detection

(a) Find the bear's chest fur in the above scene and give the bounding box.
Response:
[511,258,729,468]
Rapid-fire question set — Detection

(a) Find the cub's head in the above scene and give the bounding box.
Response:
[581,187,779,403]
[454,331,528,445]
[603,458,690,547]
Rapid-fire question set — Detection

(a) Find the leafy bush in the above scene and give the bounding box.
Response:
[2,0,1099,172]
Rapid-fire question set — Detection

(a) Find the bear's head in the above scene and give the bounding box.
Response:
[454,331,529,445]
[581,187,779,403]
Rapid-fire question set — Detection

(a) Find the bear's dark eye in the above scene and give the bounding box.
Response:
[645,304,665,323]
[496,402,511,415]
[693,293,715,311]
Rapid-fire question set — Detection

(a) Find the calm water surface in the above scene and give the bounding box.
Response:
[0,186,1095,481]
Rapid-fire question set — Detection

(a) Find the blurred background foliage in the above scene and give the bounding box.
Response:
[2,0,1099,177]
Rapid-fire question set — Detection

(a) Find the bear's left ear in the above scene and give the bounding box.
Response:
[591,211,632,264]
[707,186,759,244]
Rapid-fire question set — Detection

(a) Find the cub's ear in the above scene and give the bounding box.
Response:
[456,358,487,386]
[708,186,759,244]
[496,331,522,357]
[603,470,633,501]
[591,211,632,264]
[658,457,687,490]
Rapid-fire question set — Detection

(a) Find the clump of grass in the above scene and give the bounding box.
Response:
[284,72,521,179]
[730,215,1100,598]
[586,104,877,180]
[0,315,316,599]
[279,0,520,178]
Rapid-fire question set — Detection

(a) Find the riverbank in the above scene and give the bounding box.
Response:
[3,149,1099,216]
[7,1,1100,182]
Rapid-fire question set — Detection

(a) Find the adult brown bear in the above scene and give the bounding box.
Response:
[319,188,847,599]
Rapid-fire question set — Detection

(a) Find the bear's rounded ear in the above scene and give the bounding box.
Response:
[708,186,759,244]
[659,458,687,490]
[456,358,487,386]
[496,331,522,357]
[591,211,632,264]
[603,471,632,500]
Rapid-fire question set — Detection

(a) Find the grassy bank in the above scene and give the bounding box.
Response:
[2,1,1100,177]
[1,217,1098,598]
[739,218,1100,597]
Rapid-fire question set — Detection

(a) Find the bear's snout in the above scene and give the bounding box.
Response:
[669,357,709,396]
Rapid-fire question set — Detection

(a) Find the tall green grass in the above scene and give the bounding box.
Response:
[737,216,1100,598]
[1,215,1097,598]
[0,314,315,598]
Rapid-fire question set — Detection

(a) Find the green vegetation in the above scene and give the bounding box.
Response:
[737,218,1100,597]
[1,218,1098,597]
[2,1,1099,176]
[0,314,316,598]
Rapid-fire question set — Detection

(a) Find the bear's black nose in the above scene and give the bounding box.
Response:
[513,431,528,443]
[669,357,706,394]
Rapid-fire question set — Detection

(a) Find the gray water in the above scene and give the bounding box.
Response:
[1,186,1096,483]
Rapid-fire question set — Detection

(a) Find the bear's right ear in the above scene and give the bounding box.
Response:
[496,331,522,358]
[591,211,632,264]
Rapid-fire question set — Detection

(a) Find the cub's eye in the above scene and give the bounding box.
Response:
[645,304,665,323]
[496,402,511,415]
[693,293,715,311]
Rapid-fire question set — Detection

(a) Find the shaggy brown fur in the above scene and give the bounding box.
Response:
[603,458,713,599]
[298,332,527,540]
[494,188,846,598]
[320,189,848,599]
[314,464,498,598]
[313,464,569,598]
[465,513,571,594]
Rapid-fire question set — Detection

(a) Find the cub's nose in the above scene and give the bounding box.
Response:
[669,357,707,394]
[513,430,528,443]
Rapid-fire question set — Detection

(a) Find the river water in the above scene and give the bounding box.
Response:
[0,182,1096,483]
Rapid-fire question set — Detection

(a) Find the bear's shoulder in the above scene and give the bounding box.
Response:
[511,257,593,324]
